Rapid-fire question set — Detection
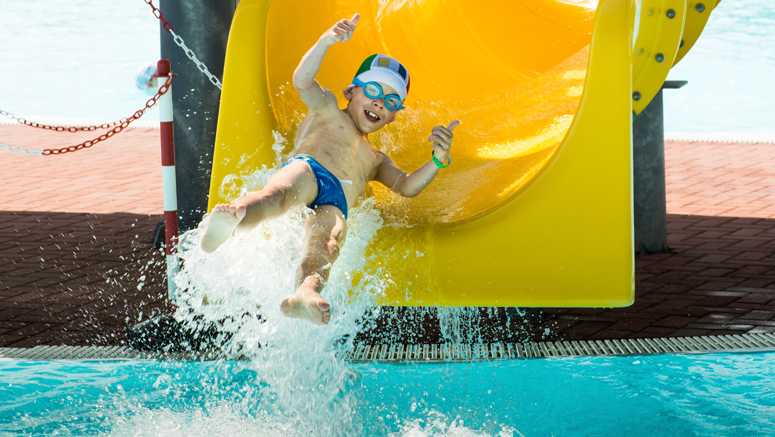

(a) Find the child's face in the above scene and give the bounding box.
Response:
[344,83,399,134]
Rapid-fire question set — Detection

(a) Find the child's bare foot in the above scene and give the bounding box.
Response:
[280,287,331,325]
[200,204,246,253]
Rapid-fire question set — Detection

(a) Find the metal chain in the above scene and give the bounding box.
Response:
[168,29,223,89]
[3,0,222,153]
[143,0,223,90]
[0,109,127,133]
[143,0,173,31]
[40,75,173,156]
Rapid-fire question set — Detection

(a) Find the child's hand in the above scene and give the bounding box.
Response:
[429,120,460,166]
[321,13,360,45]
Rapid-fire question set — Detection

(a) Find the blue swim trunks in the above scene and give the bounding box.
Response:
[284,154,348,218]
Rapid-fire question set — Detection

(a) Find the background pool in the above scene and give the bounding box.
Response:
[1,352,773,436]
[1,0,774,138]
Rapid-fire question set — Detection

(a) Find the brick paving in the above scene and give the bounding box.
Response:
[0,211,170,347]
[664,140,775,219]
[0,124,168,346]
[541,213,775,341]
[0,123,773,347]
[0,124,161,214]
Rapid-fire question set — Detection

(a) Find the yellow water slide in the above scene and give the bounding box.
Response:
[632,0,720,113]
[207,0,717,307]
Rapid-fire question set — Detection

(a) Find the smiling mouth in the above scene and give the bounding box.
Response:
[364,109,381,123]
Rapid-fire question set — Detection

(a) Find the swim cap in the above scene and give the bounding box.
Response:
[352,54,410,100]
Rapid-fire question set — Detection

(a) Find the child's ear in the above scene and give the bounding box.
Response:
[343,86,354,100]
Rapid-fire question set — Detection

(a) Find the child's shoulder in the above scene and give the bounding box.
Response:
[305,86,339,115]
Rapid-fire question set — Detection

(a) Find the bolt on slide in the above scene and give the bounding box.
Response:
[207,0,718,307]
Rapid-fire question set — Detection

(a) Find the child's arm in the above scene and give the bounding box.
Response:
[292,13,360,111]
[374,121,460,197]
[375,155,437,198]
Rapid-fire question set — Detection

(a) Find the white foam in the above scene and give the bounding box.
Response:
[391,410,522,437]
[104,404,521,437]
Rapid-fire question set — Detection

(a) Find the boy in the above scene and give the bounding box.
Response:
[200,13,459,325]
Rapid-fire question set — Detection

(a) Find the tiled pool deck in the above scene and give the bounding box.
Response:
[0,124,773,347]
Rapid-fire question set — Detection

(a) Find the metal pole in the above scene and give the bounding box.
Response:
[159,0,237,231]
[633,80,687,254]
[157,59,179,300]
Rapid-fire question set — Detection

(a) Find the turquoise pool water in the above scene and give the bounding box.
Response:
[664,0,775,139]
[1,352,773,436]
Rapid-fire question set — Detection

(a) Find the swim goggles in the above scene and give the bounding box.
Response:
[352,78,405,112]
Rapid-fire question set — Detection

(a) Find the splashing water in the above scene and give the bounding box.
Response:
[161,138,390,434]
[390,410,521,437]
[99,134,529,435]
[438,308,486,345]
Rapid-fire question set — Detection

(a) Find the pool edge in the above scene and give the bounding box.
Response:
[1,333,774,362]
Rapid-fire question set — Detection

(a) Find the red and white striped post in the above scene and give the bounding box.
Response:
[157,59,179,300]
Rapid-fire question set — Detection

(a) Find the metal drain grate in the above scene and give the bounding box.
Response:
[0,345,208,361]
[348,333,775,362]
[1,333,773,361]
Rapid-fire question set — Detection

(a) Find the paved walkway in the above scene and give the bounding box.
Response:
[0,125,161,214]
[664,139,775,219]
[0,125,168,346]
[0,123,773,346]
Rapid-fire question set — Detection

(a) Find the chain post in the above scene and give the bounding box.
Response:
[156,58,180,301]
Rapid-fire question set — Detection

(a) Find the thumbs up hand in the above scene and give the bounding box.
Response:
[429,120,460,167]
[323,13,361,44]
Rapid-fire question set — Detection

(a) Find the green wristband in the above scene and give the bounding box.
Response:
[432,153,450,169]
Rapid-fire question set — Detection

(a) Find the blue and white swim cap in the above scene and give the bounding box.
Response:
[353,54,410,100]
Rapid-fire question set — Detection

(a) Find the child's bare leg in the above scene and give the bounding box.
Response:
[201,161,317,253]
[281,205,346,325]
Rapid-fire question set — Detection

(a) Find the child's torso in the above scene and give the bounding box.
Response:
[293,110,380,206]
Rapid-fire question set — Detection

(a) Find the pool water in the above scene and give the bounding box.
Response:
[1,352,773,436]
[664,0,775,139]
